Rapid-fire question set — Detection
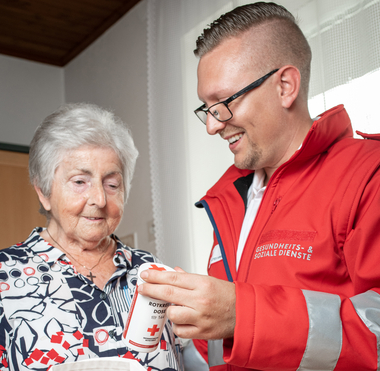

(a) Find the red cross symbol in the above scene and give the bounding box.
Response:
[147,324,160,336]
[149,264,166,271]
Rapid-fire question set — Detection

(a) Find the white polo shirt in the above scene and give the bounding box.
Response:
[236,168,267,270]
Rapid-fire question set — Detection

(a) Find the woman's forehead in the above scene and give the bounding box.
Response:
[55,146,123,175]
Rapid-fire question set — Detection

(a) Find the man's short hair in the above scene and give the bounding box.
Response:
[194,2,312,99]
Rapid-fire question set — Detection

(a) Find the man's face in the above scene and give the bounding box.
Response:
[197,35,292,173]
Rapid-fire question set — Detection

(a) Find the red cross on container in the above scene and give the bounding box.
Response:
[147,324,160,336]
[149,264,166,271]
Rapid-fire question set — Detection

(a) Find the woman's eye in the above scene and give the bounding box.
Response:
[73,180,85,185]
[107,183,119,189]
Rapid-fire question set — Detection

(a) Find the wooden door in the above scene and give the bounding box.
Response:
[0,149,46,249]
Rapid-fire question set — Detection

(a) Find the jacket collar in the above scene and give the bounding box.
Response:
[295,104,352,161]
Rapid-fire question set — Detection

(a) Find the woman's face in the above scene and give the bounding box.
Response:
[37,146,125,247]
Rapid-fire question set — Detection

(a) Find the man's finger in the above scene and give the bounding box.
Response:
[138,281,193,307]
[140,269,198,290]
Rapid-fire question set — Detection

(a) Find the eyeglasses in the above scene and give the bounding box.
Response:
[194,69,279,125]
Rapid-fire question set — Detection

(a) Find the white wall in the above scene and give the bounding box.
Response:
[0,0,155,255]
[0,54,64,146]
[64,0,154,254]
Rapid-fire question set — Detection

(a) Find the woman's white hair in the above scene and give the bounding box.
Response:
[29,102,139,218]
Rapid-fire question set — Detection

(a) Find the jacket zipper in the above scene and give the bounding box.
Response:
[272,197,282,213]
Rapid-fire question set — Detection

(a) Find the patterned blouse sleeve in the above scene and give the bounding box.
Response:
[0,299,10,371]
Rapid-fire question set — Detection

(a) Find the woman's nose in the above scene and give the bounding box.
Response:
[88,183,106,208]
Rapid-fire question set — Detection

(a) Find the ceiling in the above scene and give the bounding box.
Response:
[0,0,143,67]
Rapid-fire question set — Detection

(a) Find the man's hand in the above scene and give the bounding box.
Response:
[138,268,236,340]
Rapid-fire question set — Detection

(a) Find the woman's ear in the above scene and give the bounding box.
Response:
[278,65,301,109]
[34,185,52,211]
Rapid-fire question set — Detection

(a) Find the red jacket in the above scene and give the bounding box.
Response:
[195,105,380,370]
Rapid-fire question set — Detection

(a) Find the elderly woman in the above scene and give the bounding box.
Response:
[0,103,183,371]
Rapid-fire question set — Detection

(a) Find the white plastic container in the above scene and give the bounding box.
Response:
[123,262,175,352]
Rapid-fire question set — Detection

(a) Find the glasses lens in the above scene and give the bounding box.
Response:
[195,102,233,124]
[195,109,208,124]
[209,102,232,122]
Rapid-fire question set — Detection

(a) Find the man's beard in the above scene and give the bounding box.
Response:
[234,140,262,170]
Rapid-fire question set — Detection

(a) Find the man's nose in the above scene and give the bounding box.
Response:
[206,114,227,135]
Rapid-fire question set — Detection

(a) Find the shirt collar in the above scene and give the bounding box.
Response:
[251,168,266,191]
[247,168,266,204]
[113,235,133,268]
[28,228,132,269]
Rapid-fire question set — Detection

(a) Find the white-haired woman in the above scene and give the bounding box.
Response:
[0,103,183,371]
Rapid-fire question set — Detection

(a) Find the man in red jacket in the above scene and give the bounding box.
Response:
[139,2,380,370]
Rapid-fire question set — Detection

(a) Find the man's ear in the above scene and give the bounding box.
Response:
[278,66,301,109]
[34,185,51,211]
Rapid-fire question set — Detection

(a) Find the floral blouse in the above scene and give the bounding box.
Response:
[0,228,183,371]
